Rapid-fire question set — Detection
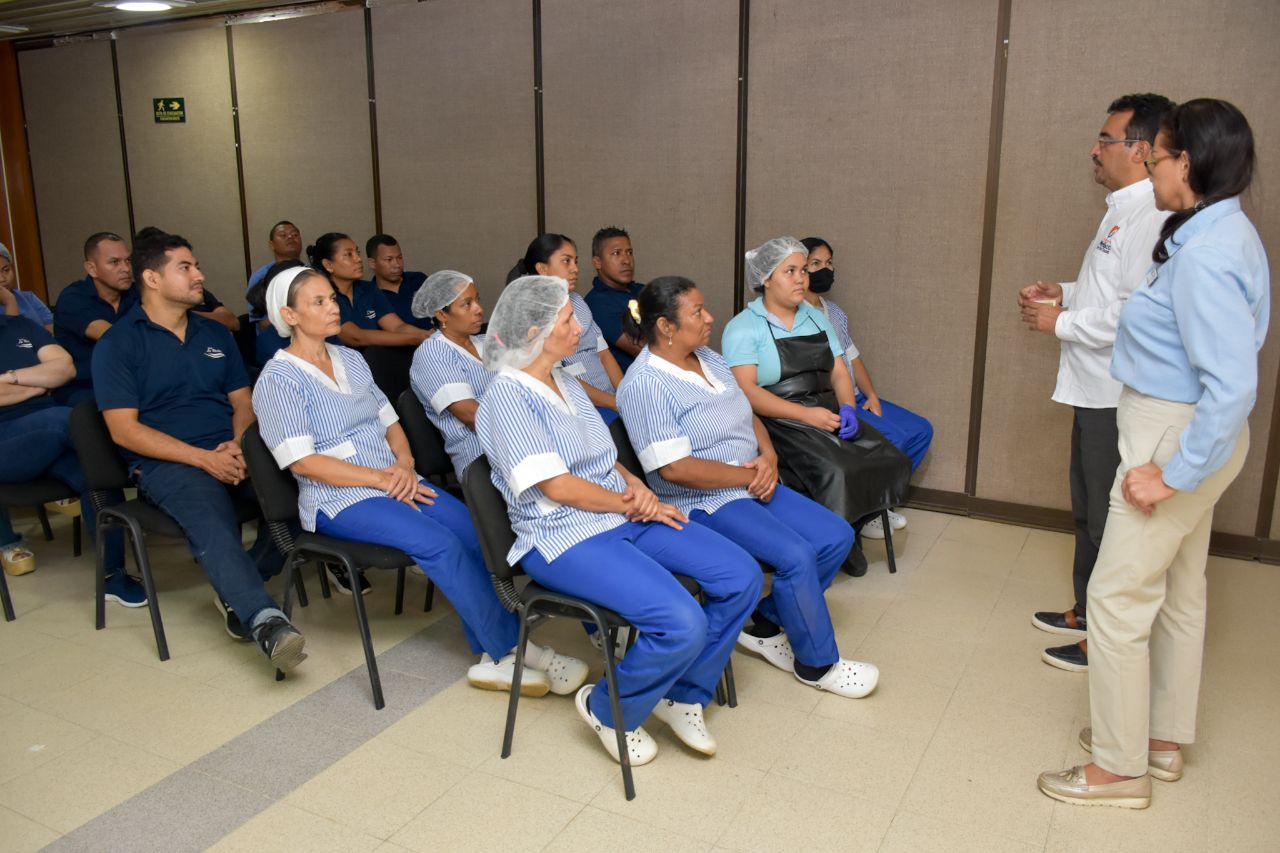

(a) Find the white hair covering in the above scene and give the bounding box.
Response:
[411,270,474,319]
[483,275,570,372]
[265,266,317,337]
[744,236,807,292]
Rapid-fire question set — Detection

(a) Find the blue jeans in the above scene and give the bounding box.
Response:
[135,460,281,624]
[856,391,933,472]
[692,485,853,669]
[315,492,519,658]
[521,521,761,730]
[0,406,124,570]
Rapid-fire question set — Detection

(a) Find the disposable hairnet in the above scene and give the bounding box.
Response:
[744,236,807,292]
[483,275,570,372]
[266,266,317,338]
[411,270,474,319]
[0,242,11,262]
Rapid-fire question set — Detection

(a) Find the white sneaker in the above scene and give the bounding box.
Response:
[796,658,879,699]
[887,510,908,530]
[861,515,886,539]
[736,630,795,672]
[651,698,716,756]
[467,652,551,697]
[574,684,657,765]
[524,642,589,695]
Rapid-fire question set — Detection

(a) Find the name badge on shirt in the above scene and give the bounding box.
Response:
[1144,266,1159,287]
[562,361,586,377]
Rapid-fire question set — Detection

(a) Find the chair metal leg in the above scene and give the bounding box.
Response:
[394,566,406,616]
[501,609,532,759]
[72,516,82,558]
[601,624,636,801]
[0,561,14,621]
[292,566,309,608]
[277,551,301,683]
[725,656,738,708]
[95,518,109,630]
[318,561,332,598]
[346,561,384,709]
[36,504,53,541]
[882,510,897,574]
[127,519,168,661]
[423,579,435,612]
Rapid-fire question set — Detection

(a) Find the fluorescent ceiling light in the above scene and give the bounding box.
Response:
[95,1,194,12]
[0,25,31,34]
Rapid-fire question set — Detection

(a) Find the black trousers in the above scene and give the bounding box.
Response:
[1069,406,1121,617]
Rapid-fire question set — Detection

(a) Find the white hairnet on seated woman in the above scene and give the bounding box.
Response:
[744,236,808,292]
[482,275,570,373]
[411,269,474,320]
[265,266,321,338]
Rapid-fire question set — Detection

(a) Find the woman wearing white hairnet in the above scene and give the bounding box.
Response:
[252,266,587,697]
[408,270,493,480]
[721,237,911,574]
[476,275,762,766]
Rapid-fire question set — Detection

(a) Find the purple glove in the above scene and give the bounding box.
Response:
[838,403,861,440]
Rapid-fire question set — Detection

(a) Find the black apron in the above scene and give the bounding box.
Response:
[760,329,911,523]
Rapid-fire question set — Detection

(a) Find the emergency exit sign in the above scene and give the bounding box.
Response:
[153,98,186,123]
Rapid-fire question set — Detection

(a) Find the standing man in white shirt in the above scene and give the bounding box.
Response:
[1019,93,1174,673]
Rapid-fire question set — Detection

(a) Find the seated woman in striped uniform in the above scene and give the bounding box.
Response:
[616,277,878,699]
[507,234,624,422]
[408,270,491,480]
[476,275,762,765]
[252,266,587,697]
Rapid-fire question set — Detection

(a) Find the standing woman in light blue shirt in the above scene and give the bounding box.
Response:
[476,275,762,767]
[617,277,877,699]
[253,267,587,698]
[1039,99,1269,810]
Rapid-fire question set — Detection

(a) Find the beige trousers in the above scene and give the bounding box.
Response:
[1086,387,1248,777]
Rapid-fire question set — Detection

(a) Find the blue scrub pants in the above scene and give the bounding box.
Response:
[856,391,933,472]
[316,491,519,659]
[136,461,282,624]
[521,520,761,731]
[691,485,853,669]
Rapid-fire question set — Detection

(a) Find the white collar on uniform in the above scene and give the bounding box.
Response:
[439,333,485,364]
[502,366,576,417]
[1106,177,1154,211]
[648,349,725,393]
[276,343,351,394]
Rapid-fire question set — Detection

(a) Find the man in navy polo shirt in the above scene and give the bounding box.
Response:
[366,234,431,330]
[92,229,305,670]
[583,226,645,371]
[52,232,139,405]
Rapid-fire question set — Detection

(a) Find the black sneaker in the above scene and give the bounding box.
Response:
[253,616,307,671]
[841,543,868,577]
[1031,609,1087,638]
[325,563,372,596]
[1042,641,1088,672]
[214,596,251,641]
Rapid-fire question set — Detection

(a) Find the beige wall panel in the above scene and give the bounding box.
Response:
[233,7,374,278]
[19,42,129,301]
[541,0,739,331]
[746,0,999,493]
[371,0,535,307]
[116,26,244,308]
[978,0,1280,536]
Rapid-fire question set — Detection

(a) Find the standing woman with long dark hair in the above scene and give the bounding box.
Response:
[1039,99,1269,809]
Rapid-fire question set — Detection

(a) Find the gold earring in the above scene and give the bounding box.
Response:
[667,335,673,346]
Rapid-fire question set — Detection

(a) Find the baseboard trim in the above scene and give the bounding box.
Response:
[905,486,1275,564]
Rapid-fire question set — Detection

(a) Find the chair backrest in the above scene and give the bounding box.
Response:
[240,422,303,524]
[461,456,520,584]
[362,345,414,403]
[394,389,452,477]
[608,417,645,480]
[233,313,258,370]
[68,401,133,491]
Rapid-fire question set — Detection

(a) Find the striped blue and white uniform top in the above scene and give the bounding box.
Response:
[410,332,490,479]
[562,292,614,392]
[616,346,757,516]
[817,297,861,385]
[476,366,626,564]
[253,345,401,531]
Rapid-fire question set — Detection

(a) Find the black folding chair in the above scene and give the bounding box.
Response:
[394,388,457,494]
[241,422,422,710]
[67,401,263,660]
[362,345,415,404]
[0,477,84,622]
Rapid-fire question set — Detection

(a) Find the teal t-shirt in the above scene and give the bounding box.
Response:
[720,297,844,386]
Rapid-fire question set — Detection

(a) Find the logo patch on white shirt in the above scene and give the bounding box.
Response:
[1095,224,1121,254]
[204,346,226,359]
[16,338,32,349]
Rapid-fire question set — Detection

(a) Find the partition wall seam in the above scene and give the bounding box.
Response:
[731,0,750,314]
[109,38,135,239]
[1253,368,1280,537]
[4,46,49,300]
[363,6,383,235]
[225,26,252,281]
[532,0,545,234]
[962,0,1013,497]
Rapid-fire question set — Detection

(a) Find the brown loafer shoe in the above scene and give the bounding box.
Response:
[1037,765,1150,809]
[1078,727,1184,782]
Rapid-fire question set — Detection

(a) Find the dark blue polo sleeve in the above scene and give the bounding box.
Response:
[91,325,140,411]
[53,282,95,336]
[584,288,625,349]
[215,326,251,393]
[26,319,56,351]
[371,285,395,322]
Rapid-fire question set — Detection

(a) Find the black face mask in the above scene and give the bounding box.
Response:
[808,267,834,293]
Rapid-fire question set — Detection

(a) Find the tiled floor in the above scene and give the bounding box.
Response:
[2,508,1278,852]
